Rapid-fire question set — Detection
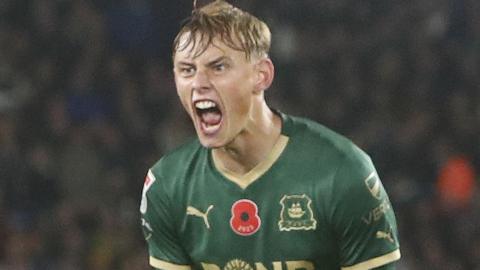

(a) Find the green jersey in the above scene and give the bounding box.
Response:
[140,113,400,270]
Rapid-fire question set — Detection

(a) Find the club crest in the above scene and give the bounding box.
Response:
[278,194,317,231]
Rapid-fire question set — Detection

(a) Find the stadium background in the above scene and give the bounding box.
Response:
[0,0,479,269]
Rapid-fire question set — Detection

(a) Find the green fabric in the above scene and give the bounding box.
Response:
[140,113,400,270]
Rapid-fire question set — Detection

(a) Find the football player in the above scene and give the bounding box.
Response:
[140,1,400,269]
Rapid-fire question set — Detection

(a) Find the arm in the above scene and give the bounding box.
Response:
[330,145,400,270]
[140,169,192,270]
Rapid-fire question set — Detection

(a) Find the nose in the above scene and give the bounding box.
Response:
[191,70,211,93]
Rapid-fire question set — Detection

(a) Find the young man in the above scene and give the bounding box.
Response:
[140,1,401,269]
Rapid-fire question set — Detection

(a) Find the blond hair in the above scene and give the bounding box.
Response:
[172,0,271,60]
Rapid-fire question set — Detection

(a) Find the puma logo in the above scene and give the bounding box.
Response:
[187,205,214,229]
[376,230,394,243]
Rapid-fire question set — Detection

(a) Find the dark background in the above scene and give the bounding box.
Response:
[0,0,479,269]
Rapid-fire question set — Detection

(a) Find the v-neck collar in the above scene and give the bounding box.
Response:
[211,134,289,190]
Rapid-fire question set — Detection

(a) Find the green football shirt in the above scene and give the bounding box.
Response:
[140,113,400,270]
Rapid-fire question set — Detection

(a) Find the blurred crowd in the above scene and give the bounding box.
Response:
[0,0,479,269]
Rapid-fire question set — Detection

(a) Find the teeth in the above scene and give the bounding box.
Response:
[195,100,216,109]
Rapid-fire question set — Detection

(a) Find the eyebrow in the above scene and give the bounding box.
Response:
[176,61,195,67]
[175,56,231,68]
[206,56,230,68]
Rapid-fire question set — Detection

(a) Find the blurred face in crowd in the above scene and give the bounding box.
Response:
[173,34,267,148]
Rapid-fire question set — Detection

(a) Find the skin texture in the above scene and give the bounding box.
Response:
[173,34,281,176]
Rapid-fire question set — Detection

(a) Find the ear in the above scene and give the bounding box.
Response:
[253,57,274,94]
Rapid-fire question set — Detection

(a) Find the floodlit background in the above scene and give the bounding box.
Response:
[0,0,479,269]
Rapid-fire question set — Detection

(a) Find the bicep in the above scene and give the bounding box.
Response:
[330,149,400,269]
[140,170,191,267]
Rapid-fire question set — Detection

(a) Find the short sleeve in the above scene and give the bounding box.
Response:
[330,147,400,270]
[140,169,192,269]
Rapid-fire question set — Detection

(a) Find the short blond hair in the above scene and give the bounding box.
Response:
[172,0,271,60]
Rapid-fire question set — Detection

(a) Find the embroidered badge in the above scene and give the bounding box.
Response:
[279,194,317,231]
[230,199,261,236]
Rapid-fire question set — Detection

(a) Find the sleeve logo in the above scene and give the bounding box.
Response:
[140,170,156,214]
[364,172,383,200]
[278,194,317,231]
[376,229,395,243]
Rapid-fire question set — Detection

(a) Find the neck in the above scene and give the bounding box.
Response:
[212,102,281,175]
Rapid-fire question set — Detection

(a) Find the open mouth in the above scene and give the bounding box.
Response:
[194,100,223,134]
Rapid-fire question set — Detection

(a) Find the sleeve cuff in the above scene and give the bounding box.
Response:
[341,249,401,270]
[150,256,192,270]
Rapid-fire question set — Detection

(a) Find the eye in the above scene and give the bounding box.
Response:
[213,63,227,72]
[179,66,195,77]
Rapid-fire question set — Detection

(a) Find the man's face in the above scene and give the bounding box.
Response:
[173,35,260,148]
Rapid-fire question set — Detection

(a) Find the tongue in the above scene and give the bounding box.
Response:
[201,111,222,125]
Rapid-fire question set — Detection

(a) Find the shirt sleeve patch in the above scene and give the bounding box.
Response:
[364,172,383,200]
[341,249,401,270]
[140,169,157,214]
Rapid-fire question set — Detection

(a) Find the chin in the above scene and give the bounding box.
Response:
[197,135,225,149]
[194,124,229,149]
[199,141,224,149]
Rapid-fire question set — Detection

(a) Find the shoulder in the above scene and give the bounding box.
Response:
[148,138,206,192]
[282,113,376,203]
[283,113,370,166]
[152,138,204,173]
